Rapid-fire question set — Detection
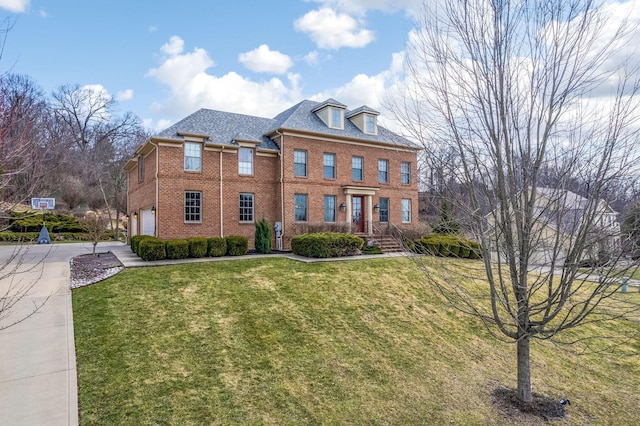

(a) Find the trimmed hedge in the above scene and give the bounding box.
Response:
[226,236,248,256]
[9,211,85,233]
[415,233,482,259]
[131,235,155,255]
[166,239,189,259]
[188,237,208,258]
[138,237,166,261]
[291,232,364,258]
[207,237,227,257]
[0,232,40,242]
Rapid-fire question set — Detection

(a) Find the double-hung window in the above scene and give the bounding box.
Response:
[365,114,376,134]
[238,148,253,175]
[184,142,201,171]
[138,154,145,182]
[401,199,411,223]
[329,107,343,129]
[324,195,336,222]
[378,159,389,183]
[401,162,411,185]
[239,193,254,222]
[352,156,363,181]
[323,153,336,179]
[185,191,202,222]
[294,150,307,177]
[294,194,308,222]
[379,197,389,223]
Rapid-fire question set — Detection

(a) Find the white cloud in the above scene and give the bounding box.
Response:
[116,89,134,101]
[0,0,28,13]
[38,8,46,17]
[309,0,422,16]
[303,51,320,65]
[238,44,293,74]
[146,37,302,121]
[160,35,185,56]
[294,8,374,49]
[148,25,158,33]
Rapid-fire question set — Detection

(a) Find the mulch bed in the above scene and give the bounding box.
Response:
[70,251,124,288]
[492,385,567,422]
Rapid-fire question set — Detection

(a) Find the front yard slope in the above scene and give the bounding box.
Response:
[73,257,640,425]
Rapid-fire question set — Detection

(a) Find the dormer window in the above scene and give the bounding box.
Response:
[346,105,379,135]
[329,107,343,129]
[312,99,347,130]
[365,114,376,134]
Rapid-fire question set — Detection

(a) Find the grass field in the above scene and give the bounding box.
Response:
[73,257,640,425]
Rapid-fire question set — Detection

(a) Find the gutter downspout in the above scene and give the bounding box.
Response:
[220,147,224,237]
[276,130,285,249]
[151,139,159,238]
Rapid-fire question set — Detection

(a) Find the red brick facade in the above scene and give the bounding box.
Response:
[125,102,420,249]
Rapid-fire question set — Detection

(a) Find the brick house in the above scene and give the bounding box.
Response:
[125,98,421,249]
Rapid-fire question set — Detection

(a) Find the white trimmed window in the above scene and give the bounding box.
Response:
[365,114,376,134]
[294,194,308,222]
[324,153,336,179]
[379,197,389,223]
[324,195,336,222]
[378,159,389,183]
[294,150,307,177]
[329,107,343,129]
[184,142,201,171]
[352,156,363,181]
[401,162,411,185]
[185,191,202,222]
[239,193,254,222]
[402,199,411,223]
[238,148,253,175]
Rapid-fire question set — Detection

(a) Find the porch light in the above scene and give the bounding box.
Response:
[133,211,138,219]
[151,205,156,215]
[339,203,346,212]
[373,204,380,213]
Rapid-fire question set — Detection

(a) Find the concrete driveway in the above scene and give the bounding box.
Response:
[0,242,125,426]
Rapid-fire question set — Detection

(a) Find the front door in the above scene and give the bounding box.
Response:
[352,196,364,232]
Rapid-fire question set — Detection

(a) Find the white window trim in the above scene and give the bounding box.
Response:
[238,147,254,175]
[329,107,344,130]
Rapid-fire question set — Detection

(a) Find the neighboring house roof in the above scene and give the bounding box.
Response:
[152,99,420,151]
[534,187,617,235]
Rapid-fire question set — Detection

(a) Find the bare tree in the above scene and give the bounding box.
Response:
[0,74,52,211]
[389,0,640,403]
[49,84,143,214]
[81,212,107,255]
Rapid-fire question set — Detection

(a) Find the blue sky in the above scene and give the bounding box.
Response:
[1,0,421,130]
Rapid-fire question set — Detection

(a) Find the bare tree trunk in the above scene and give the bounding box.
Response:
[517,336,532,403]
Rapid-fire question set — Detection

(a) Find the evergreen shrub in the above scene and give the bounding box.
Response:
[166,239,189,259]
[226,236,248,256]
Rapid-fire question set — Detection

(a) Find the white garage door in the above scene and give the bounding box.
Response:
[141,208,155,236]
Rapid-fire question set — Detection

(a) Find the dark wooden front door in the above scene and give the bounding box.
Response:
[352,196,364,232]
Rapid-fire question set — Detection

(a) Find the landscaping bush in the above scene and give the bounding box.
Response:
[138,237,166,261]
[226,235,248,256]
[0,232,39,242]
[187,237,208,258]
[361,243,383,255]
[207,237,227,257]
[131,235,155,255]
[166,239,189,259]
[9,211,84,233]
[415,233,482,259]
[291,232,364,258]
[254,218,272,254]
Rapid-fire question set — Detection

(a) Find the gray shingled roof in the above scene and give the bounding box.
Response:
[154,99,420,150]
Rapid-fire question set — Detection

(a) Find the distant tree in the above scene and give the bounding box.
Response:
[389,0,640,404]
[81,212,107,255]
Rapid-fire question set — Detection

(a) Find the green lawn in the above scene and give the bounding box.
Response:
[73,257,640,425]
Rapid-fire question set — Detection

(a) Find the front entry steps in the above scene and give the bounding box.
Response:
[355,233,405,253]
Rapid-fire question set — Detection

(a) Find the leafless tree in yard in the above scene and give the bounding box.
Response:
[388,0,640,403]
